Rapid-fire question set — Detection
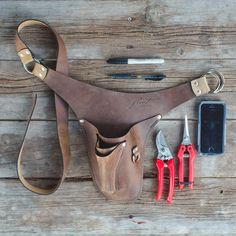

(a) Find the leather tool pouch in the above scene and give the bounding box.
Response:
[81,117,157,201]
[15,19,223,201]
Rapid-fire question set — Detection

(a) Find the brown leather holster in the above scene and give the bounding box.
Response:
[15,20,218,201]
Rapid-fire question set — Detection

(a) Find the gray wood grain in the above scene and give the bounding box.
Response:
[1,0,236,235]
[0,120,234,179]
[0,59,235,93]
[0,59,234,122]
[2,0,236,60]
[0,178,236,235]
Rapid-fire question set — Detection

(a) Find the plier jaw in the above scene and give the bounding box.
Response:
[155,130,175,204]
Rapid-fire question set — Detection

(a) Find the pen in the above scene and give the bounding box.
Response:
[107,58,165,65]
[109,73,166,81]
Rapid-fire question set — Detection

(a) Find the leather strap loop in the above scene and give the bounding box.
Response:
[190,75,211,96]
[16,20,70,194]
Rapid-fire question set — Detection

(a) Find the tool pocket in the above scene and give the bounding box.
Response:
[80,119,146,201]
[95,135,126,193]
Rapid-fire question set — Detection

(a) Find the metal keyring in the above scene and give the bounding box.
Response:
[205,69,225,93]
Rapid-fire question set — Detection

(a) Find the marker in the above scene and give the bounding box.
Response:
[107,58,165,65]
[109,73,166,81]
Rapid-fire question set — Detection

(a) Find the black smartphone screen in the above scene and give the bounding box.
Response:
[200,103,225,154]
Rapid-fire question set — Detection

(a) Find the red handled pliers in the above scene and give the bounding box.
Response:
[177,115,196,190]
[155,130,175,204]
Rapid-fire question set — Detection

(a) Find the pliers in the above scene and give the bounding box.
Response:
[177,115,196,190]
[155,130,175,204]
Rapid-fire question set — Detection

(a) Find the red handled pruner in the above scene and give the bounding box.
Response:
[155,130,175,204]
[177,115,196,190]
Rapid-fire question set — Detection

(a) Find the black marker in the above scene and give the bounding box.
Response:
[107,58,165,65]
[109,74,166,81]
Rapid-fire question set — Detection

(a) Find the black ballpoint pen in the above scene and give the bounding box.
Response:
[109,74,166,81]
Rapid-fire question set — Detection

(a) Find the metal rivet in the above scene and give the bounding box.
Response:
[157,114,162,120]
[132,155,136,162]
[197,90,201,94]
[41,67,45,71]
[79,119,85,124]
[122,142,126,147]
[132,146,138,154]
[132,153,140,163]
[136,153,140,161]
[194,81,198,86]
[39,73,42,77]
[25,50,30,55]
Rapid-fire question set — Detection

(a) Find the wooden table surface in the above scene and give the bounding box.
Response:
[1,1,236,235]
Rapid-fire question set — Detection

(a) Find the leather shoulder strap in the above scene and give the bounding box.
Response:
[16,20,70,194]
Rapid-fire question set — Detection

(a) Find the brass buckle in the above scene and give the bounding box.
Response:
[18,48,43,75]
[23,58,41,75]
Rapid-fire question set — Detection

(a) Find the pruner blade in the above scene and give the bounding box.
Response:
[182,115,191,145]
[156,130,172,160]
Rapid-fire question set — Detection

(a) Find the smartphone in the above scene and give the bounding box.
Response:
[198,101,226,155]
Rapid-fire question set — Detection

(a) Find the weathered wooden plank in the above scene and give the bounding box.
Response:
[4,0,236,27]
[4,25,236,60]
[0,90,232,121]
[1,0,236,235]
[0,120,234,178]
[0,59,235,93]
[0,120,89,179]
[3,0,236,28]
[0,59,234,122]
[0,58,234,121]
[2,1,236,60]
[0,178,236,235]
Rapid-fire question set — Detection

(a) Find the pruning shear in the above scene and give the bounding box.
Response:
[177,115,196,190]
[155,130,175,204]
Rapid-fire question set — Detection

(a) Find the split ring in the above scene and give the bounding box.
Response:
[205,69,225,93]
